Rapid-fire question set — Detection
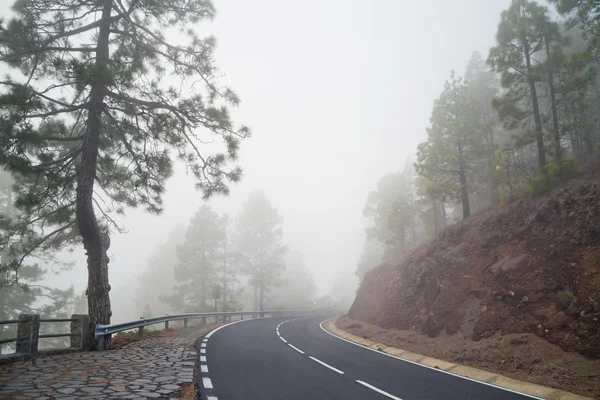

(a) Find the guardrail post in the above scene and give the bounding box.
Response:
[16,314,40,354]
[70,314,91,350]
[139,317,144,336]
[241,313,244,320]
[184,318,188,328]
[201,317,206,325]
[164,314,169,330]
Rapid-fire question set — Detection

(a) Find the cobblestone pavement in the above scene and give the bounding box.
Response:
[0,337,197,399]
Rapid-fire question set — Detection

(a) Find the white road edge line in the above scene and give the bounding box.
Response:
[319,317,544,400]
[200,348,206,354]
[202,377,213,389]
[280,337,287,343]
[200,356,206,362]
[356,380,402,400]
[288,344,305,354]
[201,365,208,373]
[201,343,207,348]
[309,356,344,374]
[207,397,218,400]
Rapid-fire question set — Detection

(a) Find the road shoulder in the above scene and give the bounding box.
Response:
[322,317,592,400]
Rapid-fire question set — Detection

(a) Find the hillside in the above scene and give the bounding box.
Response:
[349,161,600,360]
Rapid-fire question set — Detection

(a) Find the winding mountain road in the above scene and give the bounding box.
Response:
[196,313,540,400]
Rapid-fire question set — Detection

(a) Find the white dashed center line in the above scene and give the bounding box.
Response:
[309,356,344,374]
[356,380,403,400]
[288,344,305,354]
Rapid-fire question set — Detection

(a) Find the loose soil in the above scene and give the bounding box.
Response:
[337,315,600,398]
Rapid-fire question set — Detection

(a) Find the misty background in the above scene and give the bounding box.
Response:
[0,0,512,322]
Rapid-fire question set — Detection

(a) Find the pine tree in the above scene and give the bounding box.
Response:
[235,191,286,313]
[136,225,185,316]
[162,205,225,312]
[415,73,487,220]
[270,251,316,310]
[464,52,502,208]
[488,0,550,172]
[0,0,249,348]
[355,239,383,283]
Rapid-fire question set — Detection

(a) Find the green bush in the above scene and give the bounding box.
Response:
[557,288,576,309]
[526,159,579,198]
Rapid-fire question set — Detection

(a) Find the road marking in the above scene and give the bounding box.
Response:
[207,397,218,400]
[320,318,544,400]
[202,377,213,389]
[203,338,208,342]
[280,337,287,343]
[200,356,206,362]
[201,343,207,348]
[356,380,402,400]
[288,344,305,354]
[309,356,344,374]
[205,317,253,339]
[200,348,206,354]
[201,364,208,373]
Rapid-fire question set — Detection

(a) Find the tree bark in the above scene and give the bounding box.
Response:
[524,41,546,172]
[545,35,562,160]
[484,105,500,207]
[77,0,112,350]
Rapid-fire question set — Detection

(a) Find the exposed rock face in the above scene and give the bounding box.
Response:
[349,162,600,358]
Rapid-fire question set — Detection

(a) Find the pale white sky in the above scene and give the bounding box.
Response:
[1,0,516,319]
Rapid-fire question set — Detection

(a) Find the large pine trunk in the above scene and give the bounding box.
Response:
[524,43,546,172]
[77,0,112,350]
[545,36,561,160]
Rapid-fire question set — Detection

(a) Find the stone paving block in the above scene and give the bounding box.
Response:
[0,337,197,399]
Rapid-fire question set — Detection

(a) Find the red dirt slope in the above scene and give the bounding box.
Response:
[349,162,600,359]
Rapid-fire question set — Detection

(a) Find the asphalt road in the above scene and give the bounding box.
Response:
[196,313,540,400]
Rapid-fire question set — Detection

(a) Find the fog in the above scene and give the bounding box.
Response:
[1,0,512,322]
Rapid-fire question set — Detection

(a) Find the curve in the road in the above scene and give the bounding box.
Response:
[196,314,543,400]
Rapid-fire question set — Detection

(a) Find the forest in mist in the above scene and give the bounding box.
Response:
[356,0,600,281]
[1,0,600,351]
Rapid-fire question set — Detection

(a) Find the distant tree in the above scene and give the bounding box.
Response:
[217,213,242,312]
[162,205,225,312]
[137,224,186,316]
[73,291,88,314]
[270,251,316,310]
[364,165,421,260]
[415,73,487,220]
[141,304,153,319]
[464,52,502,208]
[488,0,552,172]
[235,192,286,313]
[414,175,446,238]
[0,0,249,347]
[355,239,383,283]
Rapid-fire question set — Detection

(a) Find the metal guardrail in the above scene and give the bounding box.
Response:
[94,309,318,350]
